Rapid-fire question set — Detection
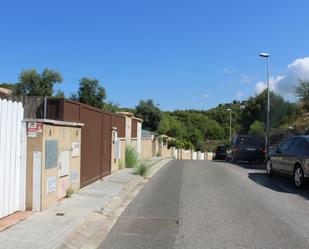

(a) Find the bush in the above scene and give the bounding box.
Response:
[66,187,74,198]
[119,160,124,169]
[135,163,149,177]
[125,146,139,168]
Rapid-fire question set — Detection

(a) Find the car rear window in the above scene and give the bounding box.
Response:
[238,136,263,146]
[218,146,226,152]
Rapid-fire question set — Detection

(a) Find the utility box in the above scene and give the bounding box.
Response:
[25,119,83,211]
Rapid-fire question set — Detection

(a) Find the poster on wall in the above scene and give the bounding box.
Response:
[47,176,56,194]
[71,142,80,157]
[27,122,43,137]
[71,170,79,184]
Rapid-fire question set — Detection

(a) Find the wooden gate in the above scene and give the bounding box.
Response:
[46,99,118,187]
[0,99,26,219]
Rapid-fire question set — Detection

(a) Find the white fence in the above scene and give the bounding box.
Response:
[0,99,26,219]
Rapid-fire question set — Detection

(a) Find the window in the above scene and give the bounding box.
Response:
[237,136,264,146]
[232,136,238,145]
[279,138,294,151]
[290,138,309,156]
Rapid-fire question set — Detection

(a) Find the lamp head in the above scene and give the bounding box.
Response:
[259,53,270,58]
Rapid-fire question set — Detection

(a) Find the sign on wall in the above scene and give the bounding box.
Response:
[47,176,56,194]
[58,151,70,177]
[27,122,43,137]
[71,142,80,157]
[71,170,79,184]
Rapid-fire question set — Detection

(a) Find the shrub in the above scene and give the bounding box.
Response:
[66,187,74,198]
[119,160,124,169]
[125,146,139,168]
[135,163,149,177]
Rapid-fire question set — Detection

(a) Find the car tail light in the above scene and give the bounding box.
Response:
[259,148,266,153]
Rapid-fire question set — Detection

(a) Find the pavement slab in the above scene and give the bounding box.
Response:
[0,157,170,249]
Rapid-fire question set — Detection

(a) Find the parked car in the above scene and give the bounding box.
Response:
[226,135,265,163]
[213,145,228,160]
[267,135,309,188]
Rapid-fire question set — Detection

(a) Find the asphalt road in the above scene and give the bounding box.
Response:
[100,160,309,249]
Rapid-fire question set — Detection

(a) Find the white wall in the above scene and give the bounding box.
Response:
[0,99,26,218]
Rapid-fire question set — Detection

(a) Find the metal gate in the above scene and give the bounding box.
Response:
[0,99,26,219]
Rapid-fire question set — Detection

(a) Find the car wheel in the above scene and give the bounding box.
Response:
[266,159,273,177]
[294,165,304,189]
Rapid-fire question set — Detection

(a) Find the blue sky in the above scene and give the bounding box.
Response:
[1,1,309,110]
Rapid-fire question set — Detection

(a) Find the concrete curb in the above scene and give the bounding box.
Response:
[57,158,172,249]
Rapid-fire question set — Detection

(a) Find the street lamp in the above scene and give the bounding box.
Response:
[227,108,232,142]
[259,52,270,159]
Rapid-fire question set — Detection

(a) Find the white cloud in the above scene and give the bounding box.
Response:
[255,57,309,97]
[236,91,244,99]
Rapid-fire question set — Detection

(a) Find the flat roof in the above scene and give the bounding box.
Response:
[23,119,84,127]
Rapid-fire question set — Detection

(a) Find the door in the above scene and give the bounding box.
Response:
[288,137,309,175]
[272,138,294,173]
[80,107,102,187]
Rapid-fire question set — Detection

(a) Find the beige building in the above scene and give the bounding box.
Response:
[25,119,83,211]
[0,86,12,97]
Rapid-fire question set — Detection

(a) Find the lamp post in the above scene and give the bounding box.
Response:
[227,108,232,142]
[259,52,270,159]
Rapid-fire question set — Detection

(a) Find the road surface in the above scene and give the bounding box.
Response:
[100,160,309,249]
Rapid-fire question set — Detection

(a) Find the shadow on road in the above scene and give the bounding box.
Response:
[248,172,309,200]
[213,159,266,170]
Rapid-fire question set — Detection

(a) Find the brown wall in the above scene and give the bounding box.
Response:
[131,119,138,138]
[46,99,122,187]
[112,115,126,138]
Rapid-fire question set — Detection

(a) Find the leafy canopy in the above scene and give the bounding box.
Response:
[295,79,309,111]
[14,69,63,96]
[135,99,162,132]
[71,77,106,109]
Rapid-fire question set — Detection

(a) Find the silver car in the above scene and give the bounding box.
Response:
[267,136,309,188]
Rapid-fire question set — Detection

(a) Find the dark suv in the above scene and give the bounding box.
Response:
[226,135,265,163]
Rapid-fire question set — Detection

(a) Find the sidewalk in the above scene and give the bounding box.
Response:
[0,157,170,249]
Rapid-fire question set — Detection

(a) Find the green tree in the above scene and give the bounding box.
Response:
[135,99,162,131]
[14,69,63,96]
[249,121,265,137]
[54,89,65,98]
[240,90,296,133]
[158,113,185,138]
[104,101,120,113]
[295,79,309,111]
[71,78,106,109]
